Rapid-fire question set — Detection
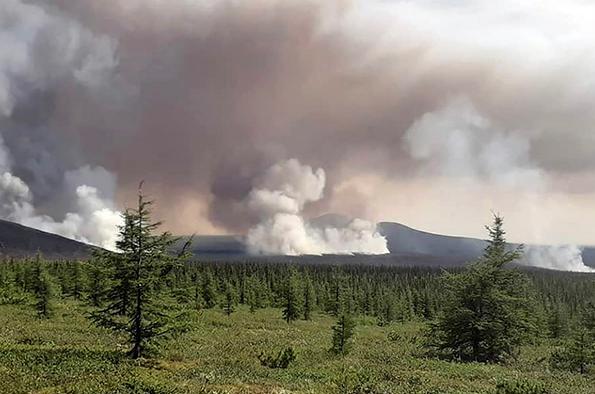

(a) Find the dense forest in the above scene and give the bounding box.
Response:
[2,257,594,335]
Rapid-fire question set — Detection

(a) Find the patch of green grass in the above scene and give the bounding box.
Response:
[1,301,594,393]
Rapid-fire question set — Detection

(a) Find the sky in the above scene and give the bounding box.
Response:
[1,0,595,247]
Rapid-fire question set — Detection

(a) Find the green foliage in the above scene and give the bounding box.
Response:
[428,215,537,362]
[32,259,54,318]
[257,346,296,369]
[547,306,569,339]
[331,313,356,356]
[495,379,550,394]
[550,326,595,373]
[303,275,315,320]
[332,366,379,394]
[118,376,175,394]
[3,216,595,393]
[282,268,302,323]
[85,260,108,307]
[220,282,237,316]
[89,187,191,358]
[2,298,595,393]
[200,271,218,309]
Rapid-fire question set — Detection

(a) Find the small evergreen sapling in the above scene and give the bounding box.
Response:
[221,282,237,316]
[258,347,296,369]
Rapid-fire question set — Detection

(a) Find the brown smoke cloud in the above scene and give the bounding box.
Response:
[4,0,595,245]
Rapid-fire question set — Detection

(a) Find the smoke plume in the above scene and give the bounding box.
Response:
[0,0,121,250]
[522,245,595,273]
[0,0,594,266]
[246,159,388,255]
[404,98,593,272]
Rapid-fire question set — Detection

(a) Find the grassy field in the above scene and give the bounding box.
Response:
[1,300,594,394]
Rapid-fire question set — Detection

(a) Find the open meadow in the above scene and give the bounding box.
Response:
[2,300,595,394]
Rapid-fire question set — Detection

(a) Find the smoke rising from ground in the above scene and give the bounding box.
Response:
[0,1,594,264]
[246,159,388,255]
[0,130,121,249]
[0,0,121,249]
[522,245,595,273]
[404,98,593,271]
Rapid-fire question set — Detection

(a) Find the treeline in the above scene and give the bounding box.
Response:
[1,253,594,336]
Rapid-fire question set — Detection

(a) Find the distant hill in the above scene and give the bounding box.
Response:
[378,221,487,262]
[2,216,594,269]
[183,218,595,268]
[179,221,487,266]
[0,219,91,259]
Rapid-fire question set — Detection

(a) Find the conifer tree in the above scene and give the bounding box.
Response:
[282,269,302,323]
[69,262,85,300]
[221,282,236,316]
[551,326,595,374]
[548,305,569,339]
[193,281,204,310]
[32,258,54,318]
[428,215,536,362]
[245,277,258,313]
[551,301,595,373]
[91,215,136,316]
[201,271,218,309]
[331,313,356,356]
[303,275,315,320]
[86,259,109,307]
[90,185,191,359]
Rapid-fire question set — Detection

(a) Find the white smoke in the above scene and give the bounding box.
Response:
[522,245,595,273]
[246,159,388,255]
[0,140,122,250]
[0,0,122,250]
[405,98,593,272]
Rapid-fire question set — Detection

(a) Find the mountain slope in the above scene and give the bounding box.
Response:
[2,217,594,269]
[378,222,487,260]
[0,220,92,259]
[184,219,595,268]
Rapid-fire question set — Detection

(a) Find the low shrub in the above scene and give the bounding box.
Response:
[495,379,549,394]
[258,347,296,369]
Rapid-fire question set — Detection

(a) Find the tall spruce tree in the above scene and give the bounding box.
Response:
[331,313,356,356]
[90,185,191,359]
[201,271,218,309]
[32,256,54,318]
[282,269,302,323]
[428,215,536,362]
[69,262,85,300]
[303,275,315,320]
